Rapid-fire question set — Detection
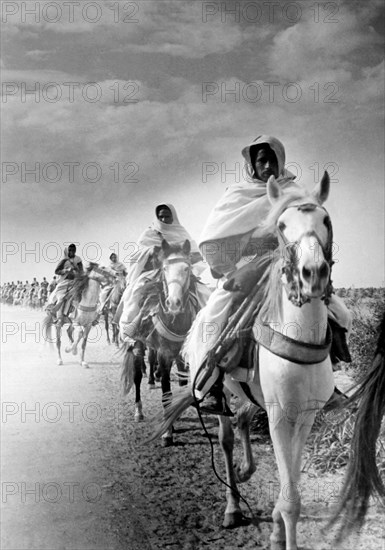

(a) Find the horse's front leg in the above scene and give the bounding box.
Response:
[159,354,173,447]
[175,356,188,387]
[104,313,111,345]
[147,348,156,388]
[80,326,91,368]
[65,324,83,356]
[234,402,258,483]
[112,319,119,346]
[56,322,63,365]
[132,344,144,422]
[218,415,243,528]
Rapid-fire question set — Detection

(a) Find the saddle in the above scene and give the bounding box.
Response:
[214,312,350,384]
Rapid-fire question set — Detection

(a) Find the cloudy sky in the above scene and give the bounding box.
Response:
[1,0,384,287]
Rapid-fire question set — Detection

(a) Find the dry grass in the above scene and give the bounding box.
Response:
[250,404,385,477]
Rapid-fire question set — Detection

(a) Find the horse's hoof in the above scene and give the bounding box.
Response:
[57,359,63,366]
[148,383,156,390]
[222,511,248,529]
[134,413,144,422]
[82,362,89,369]
[72,349,78,356]
[64,347,71,353]
[161,436,173,447]
[234,464,256,484]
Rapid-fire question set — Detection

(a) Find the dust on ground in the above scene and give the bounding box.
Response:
[1,305,384,550]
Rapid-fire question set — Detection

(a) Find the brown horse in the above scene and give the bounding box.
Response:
[121,239,205,445]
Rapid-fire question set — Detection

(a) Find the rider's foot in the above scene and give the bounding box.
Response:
[199,379,234,417]
[324,386,348,412]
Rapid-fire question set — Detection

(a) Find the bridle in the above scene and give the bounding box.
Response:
[276,202,334,307]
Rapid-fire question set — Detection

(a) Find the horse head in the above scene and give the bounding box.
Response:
[267,171,333,306]
[157,239,192,315]
[87,263,117,285]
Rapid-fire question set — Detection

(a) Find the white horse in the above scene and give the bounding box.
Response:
[43,264,115,368]
[153,172,336,550]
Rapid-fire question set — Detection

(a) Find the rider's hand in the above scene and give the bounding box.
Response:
[223,263,260,301]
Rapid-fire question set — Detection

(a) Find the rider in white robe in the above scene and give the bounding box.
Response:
[183,135,352,415]
[118,204,209,341]
[98,253,127,313]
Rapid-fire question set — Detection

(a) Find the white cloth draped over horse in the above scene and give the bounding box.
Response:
[183,135,352,394]
[119,203,210,340]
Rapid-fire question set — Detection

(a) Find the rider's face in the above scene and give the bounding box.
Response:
[68,247,76,258]
[158,208,173,225]
[110,254,117,263]
[252,146,279,182]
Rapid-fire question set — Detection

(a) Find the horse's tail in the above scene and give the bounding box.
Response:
[329,313,385,540]
[121,343,135,395]
[148,388,194,442]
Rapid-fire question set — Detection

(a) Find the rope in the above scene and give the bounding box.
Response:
[192,373,256,523]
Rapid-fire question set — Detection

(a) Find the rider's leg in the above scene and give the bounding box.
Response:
[327,295,352,365]
[184,286,235,416]
[97,286,112,314]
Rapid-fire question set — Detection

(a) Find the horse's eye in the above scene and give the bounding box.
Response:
[278,221,286,231]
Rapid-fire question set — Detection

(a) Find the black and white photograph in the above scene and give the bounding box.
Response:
[1,1,384,549]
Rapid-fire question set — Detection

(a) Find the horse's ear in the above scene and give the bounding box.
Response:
[161,239,171,255]
[312,171,330,204]
[182,240,191,256]
[267,175,281,204]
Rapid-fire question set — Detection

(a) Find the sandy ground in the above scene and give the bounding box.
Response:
[1,305,384,550]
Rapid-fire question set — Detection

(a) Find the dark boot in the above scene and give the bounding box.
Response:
[199,374,234,417]
[329,318,352,363]
[324,386,348,413]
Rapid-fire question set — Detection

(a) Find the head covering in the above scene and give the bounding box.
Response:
[199,136,299,245]
[155,204,173,219]
[241,135,286,181]
[126,203,199,285]
[139,203,194,248]
[62,246,82,267]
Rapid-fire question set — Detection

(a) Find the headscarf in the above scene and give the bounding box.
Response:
[126,203,199,285]
[199,136,300,247]
[63,246,82,267]
[109,255,126,275]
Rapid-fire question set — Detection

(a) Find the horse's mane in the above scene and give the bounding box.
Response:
[67,263,98,303]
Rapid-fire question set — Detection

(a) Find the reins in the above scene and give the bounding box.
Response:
[160,256,192,313]
[276,202,334,307]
